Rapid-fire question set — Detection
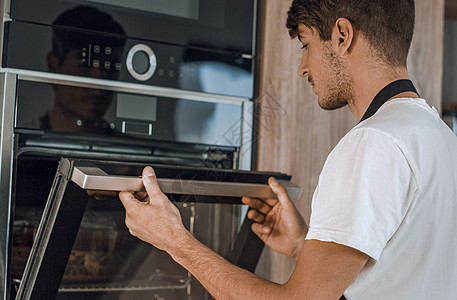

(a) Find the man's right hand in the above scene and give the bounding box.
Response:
[242,177,308,261]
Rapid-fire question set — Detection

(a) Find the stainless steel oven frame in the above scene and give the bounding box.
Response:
[0,0,274,298]
[0,71,16,300]
[0,2,13,295]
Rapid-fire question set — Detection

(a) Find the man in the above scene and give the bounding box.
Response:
[119,0,457,299]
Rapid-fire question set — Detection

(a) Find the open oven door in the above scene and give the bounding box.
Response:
[15,158,301,300]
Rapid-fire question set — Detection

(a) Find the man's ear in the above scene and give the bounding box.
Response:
[46,51,60,72]
[332,18,354,55]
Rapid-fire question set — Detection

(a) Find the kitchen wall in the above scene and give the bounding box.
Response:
[254,0,444,283]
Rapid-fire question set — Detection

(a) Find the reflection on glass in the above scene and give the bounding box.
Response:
[34,6,126,135]
[17,79,244,147]
[175,61,251,146]
[83,0,200,20]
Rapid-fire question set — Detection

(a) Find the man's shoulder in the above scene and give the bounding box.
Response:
[358,98,436,130]
[347,98,439,145]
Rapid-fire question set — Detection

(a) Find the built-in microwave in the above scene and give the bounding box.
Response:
[2,0,257,99]
[9,0,256,55]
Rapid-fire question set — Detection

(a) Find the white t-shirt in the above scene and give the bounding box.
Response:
[306,98,457,299]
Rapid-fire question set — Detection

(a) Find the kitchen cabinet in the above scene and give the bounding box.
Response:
[254,0,445,283]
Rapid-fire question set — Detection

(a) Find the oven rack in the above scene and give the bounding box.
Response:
[58,274,190,292]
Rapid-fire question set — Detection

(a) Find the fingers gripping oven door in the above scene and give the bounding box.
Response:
[16,158,301,300]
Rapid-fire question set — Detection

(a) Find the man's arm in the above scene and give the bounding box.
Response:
[119,167,369,299]
[167,234,368,299]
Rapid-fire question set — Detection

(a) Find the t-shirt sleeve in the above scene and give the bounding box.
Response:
[306,128,417,260]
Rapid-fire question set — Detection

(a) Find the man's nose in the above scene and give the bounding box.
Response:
[298,51,308,77]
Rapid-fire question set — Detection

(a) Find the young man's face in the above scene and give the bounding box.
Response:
[297,24,353,110]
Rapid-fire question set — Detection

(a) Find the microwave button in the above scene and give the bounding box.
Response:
[126,44,157,81]
[132,51,149,74]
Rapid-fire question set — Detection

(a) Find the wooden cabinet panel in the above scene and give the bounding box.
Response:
[254,0,444,283]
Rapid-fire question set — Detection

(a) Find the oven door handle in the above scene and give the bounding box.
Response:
[70,165,301,199]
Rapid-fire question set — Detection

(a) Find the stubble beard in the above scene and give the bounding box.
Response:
[317,42,354,111]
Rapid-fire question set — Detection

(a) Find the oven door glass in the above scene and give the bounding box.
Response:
[10,0,255,55]
[13,158,300,299]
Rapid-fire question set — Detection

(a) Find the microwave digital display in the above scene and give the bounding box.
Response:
[116,93,157,122]
[84,0,200,20]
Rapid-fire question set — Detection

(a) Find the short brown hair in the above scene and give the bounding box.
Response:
[286,0,415,67]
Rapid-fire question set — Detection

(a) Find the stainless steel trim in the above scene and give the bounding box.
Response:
[240,101,254,171]
[0,72,17,300]
[70,165,302,199]
[16,159,73,300]
[1,68,250,105]
[1,0,10,21]
[126,44,157,81]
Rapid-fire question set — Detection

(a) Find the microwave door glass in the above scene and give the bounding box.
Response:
[83,0,201,20]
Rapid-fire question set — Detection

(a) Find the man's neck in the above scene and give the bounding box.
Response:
[348,65,418,121]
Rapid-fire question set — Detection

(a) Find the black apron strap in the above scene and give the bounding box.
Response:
[340,296,347,300]
[359,79,419,123]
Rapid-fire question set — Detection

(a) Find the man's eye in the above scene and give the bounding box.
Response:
[301,44,308,50]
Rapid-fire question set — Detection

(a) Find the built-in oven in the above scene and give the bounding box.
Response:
[4,73,300,299]
[12,157,299,300]
[0,0,301,299]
